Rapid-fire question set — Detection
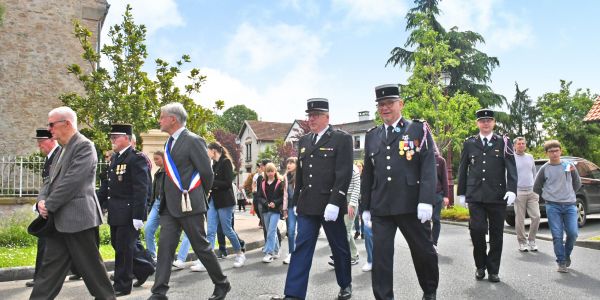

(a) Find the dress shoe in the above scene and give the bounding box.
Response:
[488,274,500,283]
[208,281,231,300]
[147,293,168,300]
[134,272,153,287]
[338,284,352,300]
[68,274,82,281]
[115,290,131,297]
[270,296,301,300]
[475,268,485,280]
[25,280,35,287]
[422,293,436,300]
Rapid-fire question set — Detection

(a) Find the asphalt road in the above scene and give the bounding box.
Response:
[505,213,600,240]
[2,223,600,300]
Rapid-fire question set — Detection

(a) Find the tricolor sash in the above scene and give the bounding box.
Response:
[164,137,202,212]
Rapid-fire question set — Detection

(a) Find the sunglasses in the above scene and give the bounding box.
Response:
[47,120,67,128]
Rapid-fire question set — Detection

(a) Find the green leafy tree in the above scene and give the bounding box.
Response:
[537,80,600,164]
[215,105,258,134]
[257,145,279,169]
[500,83,542,146]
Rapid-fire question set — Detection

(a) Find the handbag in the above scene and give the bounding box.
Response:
[28,214,57,238]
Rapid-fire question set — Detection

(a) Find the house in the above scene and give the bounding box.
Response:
[583,96,600,123]
[238,120,292,175]
[333,111,376,160]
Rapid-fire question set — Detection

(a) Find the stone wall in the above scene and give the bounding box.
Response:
[0,0,109,155]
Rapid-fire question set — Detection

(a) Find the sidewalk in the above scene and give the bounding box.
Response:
[0,208,280,282]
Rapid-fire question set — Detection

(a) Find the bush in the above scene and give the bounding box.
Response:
[440,205,470,221]
[0,206,38,247]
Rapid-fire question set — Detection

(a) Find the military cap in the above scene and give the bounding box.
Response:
[476,109,495,120]
[375,84,401,102]
[306,98,329,113]
[34,128,52,139]
[110,123,133,135]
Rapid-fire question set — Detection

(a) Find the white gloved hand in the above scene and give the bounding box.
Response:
[362,210,372,228]
[458,195,466,207]
[504,192,516,206]
[417,203,433,223]
[133,219,144,230]
[294,206,298,216]
[323,204,339,222]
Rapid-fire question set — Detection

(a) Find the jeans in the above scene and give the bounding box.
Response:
[344,212,358,259]
[546,202,578,263]
[364,222,373,263]
[144,199,161,258]
[263,211,281,254]
[286,205,297,253]
[207,199,241,251]
[431,193,443,245]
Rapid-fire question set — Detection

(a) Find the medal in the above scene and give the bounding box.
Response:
[399,141,405,156]
[406,152,413,161]
[394,127,400,133]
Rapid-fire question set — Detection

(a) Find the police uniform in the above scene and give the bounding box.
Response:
[361,84,438,300]
[457,109,517,281]
[97,124,154,294]
[282,98,354,300]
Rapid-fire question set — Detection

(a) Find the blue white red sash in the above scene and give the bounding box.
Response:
[164,137,201,212]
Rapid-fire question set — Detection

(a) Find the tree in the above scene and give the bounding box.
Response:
[274,138,297,168]
[500,83,542,146]
[257,145,279,168]
[213,129,242,173]
[215,105,258,134]
[536,80,600,164]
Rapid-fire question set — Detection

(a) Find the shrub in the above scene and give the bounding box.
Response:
[440,205,470,221]
[0,206,38,247]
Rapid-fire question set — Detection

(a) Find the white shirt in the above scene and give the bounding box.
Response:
[118,145,131,156]
[479,132,493,145]
[384,116,403,137]
[46,144,59,159]
[313,125,330,144]
[170,127,186,149]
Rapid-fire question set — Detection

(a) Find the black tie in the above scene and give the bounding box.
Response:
[386,126,394,143]
[168,136,175,151]
[311,134,318,145]
[483,137,488,149]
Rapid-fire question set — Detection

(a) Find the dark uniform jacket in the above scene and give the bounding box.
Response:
[457,133,517,204]
[294,126,353,216]
[98,146,150,226]
[210,156,236,209]
[361,118,437,216]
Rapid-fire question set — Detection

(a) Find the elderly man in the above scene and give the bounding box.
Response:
[149,103,229,300]
[31,107,115,300]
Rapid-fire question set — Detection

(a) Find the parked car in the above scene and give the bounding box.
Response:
[506,156,600,228]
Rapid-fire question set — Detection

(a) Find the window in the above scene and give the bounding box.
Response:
[354,136,360,149]
[245,143,252,162]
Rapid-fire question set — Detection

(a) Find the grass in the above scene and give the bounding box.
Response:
[589,236,600,241]
[0,244,115,268]
[440,205,470,221]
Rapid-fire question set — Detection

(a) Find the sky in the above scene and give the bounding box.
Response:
[101,0,600,125]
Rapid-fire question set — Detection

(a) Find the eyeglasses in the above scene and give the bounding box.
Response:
[547,149,561,153]
[109,135,124,141]
[307,113,325,119]
[376,101,396,109]
[47,120,67,128]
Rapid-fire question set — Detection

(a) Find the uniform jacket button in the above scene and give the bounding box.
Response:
[387,177,392,181]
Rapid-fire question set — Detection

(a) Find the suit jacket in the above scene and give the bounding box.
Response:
[98,147,150,226]
[294,126,353,216]
[160,129,214,217]
[457,133,517,204]
[37,145,61,200]
[39,132,103,233]
[361,118,437,216]
[210,156,236,209]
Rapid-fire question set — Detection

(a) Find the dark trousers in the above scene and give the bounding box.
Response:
[30,227,115,300]
[284,214,351,299]
[468,202,506,274]
[110,225,138,293]
[372,214,438,299]
[133,239,155,280]
[237,199,246,211]
[34,237,82,281]
[431,193,444,245]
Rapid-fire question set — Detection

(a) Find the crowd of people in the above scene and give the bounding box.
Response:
[26,82,582,300]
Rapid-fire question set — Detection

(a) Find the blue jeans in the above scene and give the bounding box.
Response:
[364,223,373,263]
[207,199,241,251]
[546,203,578,263]
[144,199,161,258]
[264,211,281,254]
[177,232,191,262]
[286,205,297,253]
[431,193,444,245]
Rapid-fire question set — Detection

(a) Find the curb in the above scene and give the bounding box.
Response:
[440,220,600,250]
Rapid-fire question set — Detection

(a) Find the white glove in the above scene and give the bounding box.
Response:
[417,203,433,223]
[458,195,466,206]
[323,204,339,222]
[133,219,144,230]
[362,210,372,228]
[504,192,516,206]
[294,206,297,216]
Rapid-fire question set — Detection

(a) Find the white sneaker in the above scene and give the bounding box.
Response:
[283,254,291,264]
[518,243,529,252]
[233,254,246,268]
[528,241,538,252]
[362,262,372,272]
[172,259,186,270]
[262,254,274,263]
[272,251,280,259]
[190,260,206,272]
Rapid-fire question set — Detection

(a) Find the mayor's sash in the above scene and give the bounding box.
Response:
[164,138,201,212]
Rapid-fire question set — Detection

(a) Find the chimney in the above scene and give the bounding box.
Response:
[358,111,370,121]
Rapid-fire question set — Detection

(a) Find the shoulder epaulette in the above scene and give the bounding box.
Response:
[412,119,426,123]
[367,126,378,133]
[465,135,478,141]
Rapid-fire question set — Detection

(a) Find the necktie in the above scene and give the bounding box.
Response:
[386,126,394,143]
[311,134,318,145]
[168,136,175,151]
[483,137,488,149]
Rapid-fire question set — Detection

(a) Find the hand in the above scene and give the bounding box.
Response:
[348,205,356,219]
[133,219,144,230]
[443,197,449,208]
[458,195,466,207]
[283,210,288,219]
[362,210,372,228]
[294,206,297,216]
[323,204,340,222]
[37,200,48,219]
[504,192,516,206]
[417,203,433,223]
[268,202,275,208]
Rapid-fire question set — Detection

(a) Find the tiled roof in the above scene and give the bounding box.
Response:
[333,120,377,133]
[246,120,292,141]
[583,96,600,123]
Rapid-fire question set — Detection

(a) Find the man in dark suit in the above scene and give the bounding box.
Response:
[457,109,517,283]
[149,102,229,300]
[274,98,353,300]
[97,124,154,296]
[32,106,115,300]
[361,84,438,300]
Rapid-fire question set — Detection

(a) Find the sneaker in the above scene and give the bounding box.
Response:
[272,251,280,259]
[262,254,274,263]
[566,257,571,267]
[528,241,538,252]
[190,260,206,272]
[557,263,568,273]
[351,256,360,265]
[233,254,246,268]
[283,254,291,264]
[172,259,186,270]
[362,262,372,272]
[518,243,529,252]
[354,232,360,239]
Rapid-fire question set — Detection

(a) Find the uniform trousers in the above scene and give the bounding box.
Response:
[468,202,506,274]
[372,214,438,299]
[284,214,351,299]
[110,225,138,293]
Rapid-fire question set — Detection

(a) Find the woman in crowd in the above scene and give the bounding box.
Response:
[256,162,285,263]
[283,157,297,264]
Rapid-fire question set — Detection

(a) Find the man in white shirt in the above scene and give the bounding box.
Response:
[513,137,541,252]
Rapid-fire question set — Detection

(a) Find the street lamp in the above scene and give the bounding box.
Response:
[440,71,455,206]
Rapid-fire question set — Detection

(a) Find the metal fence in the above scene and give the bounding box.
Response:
[0,155,108,197]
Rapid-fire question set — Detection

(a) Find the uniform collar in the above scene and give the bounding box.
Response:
[479,132,493,142]
[47,144,59,159]
[385,115,403,131]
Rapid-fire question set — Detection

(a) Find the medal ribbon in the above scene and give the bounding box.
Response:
[164,138,202,211]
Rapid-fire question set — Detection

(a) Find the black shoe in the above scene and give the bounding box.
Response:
[147,293,168,300]
[134,272,153,287]
[25,280,35,287]
[216,250,226,259]
[115,290,131,297]
[69,274,82,281]
[488,274,500,283]
[360,234,364,239]
[422,293,436,300]
[208,281,231,300]
[338,284,352,300]
[353,232,360,239]
[240,240,246,253]
[475,268,485,280]
[270,296,301,300]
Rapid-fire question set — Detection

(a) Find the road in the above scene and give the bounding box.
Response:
[1,223,600,299]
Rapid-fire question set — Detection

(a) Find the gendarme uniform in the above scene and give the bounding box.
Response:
[361,84,438,300]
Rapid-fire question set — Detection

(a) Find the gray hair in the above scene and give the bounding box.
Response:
[161,102,187,126]
[513,136,526,144]
[48,106,78,130]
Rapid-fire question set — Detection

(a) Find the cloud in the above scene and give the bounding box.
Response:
[281,0,320,17]
[332,0,407,23]
[103,0,184,36]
